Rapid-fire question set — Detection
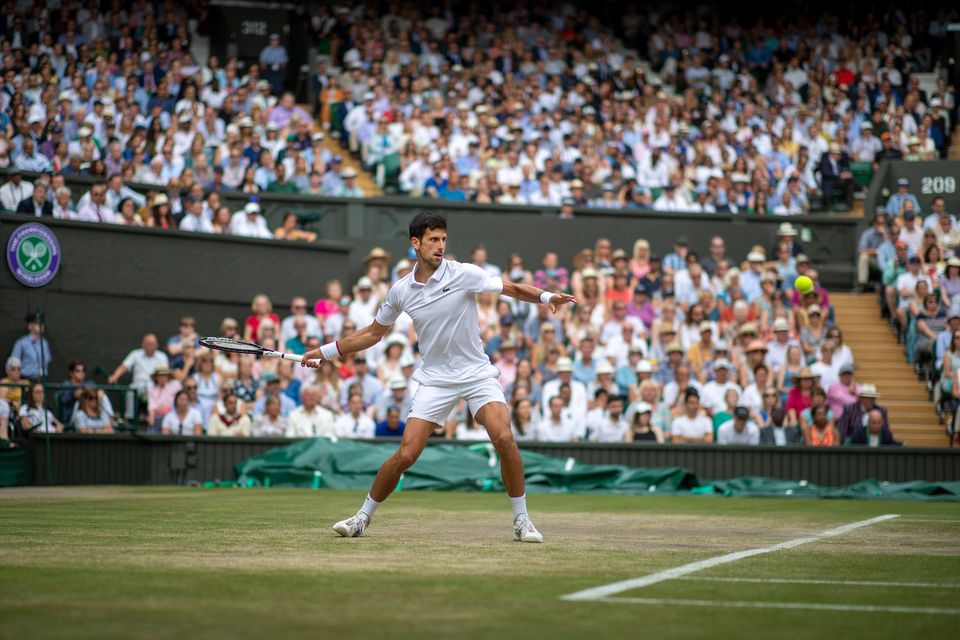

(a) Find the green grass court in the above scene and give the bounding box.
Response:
[1,488,958,639]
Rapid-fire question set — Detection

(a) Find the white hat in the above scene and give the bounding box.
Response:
[357,276,373,289]
[857,384,880,398]
[341,167,358,179]
[773,318,791,332]
[635,359,653,373]
[386,334,407,348]
[178,113,192,124]
[698,320,713,333]
[747,251,766,262]
[395,259,412,271]
[28,114,43,124]
[78,125,92,137]
[311,132,325,141]
[556,357,574,373]
[239,116,254,128]
[244,202,261,214]
[226,124,240,135]
[777,222,799,236]
[399,355,416,368]
[363,91,376,101]
[714,358,732,370]
[388,376,408,390]
[266,122,279,131]
[153,194,169,206]
[58,91,72,102]
[634,401,653,414]
[595,360,615,376]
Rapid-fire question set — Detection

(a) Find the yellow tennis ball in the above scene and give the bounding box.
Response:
[795,275,814,293]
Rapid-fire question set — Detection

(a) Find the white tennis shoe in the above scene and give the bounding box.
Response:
[513,514,543,543]
[332,513,369,538]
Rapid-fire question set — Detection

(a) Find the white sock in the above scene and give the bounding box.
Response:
[510,494,528,520]
[359,494,381,520]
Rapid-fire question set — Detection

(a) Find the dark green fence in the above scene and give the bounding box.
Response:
[865,160,960,215]
[24,433,960,488]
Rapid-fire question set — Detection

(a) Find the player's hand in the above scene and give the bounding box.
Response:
[300,349,324,369]
[548,292,577,314]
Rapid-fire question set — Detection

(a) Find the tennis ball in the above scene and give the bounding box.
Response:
[795,275,814,293]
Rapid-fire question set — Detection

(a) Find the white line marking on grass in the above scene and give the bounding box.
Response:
[676,577,960,589]
[598,597,960,616]
[560,514,900,602]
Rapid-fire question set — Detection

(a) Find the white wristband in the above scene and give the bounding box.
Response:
[319,341,341,361]
[539,291,556,305]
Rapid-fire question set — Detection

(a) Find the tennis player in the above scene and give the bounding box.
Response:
[302,213,575,542]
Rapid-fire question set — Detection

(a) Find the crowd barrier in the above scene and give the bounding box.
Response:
[16,432,960,488]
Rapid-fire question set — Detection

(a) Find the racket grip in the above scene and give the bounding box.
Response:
[278,352,322,367]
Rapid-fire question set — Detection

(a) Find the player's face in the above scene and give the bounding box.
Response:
[413,228,447,267]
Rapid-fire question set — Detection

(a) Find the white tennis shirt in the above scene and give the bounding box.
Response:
[376,259,502,386]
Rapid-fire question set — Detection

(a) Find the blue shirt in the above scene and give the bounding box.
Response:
[11,334,51,378]
[663,251,687,273]
[375,419,406,437]
[886,192,921,215]
[572,359,596,385]
[253,393,296,418]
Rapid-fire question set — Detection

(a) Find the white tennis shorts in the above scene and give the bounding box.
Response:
[407,377,506,425]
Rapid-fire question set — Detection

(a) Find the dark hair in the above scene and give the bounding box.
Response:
[68,361,85,373]
[684,387,700,402]
[409,212,447,240]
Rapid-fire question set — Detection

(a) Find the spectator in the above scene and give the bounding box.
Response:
[146,366,181,429]
[0,168,32,211]
[670,389,714,444]
[886,178,922,217]
[230,202,272,238]
[9,313,51,379]
[207,392,252,437]
[253,371,297,418]
[856,213,890,292]
[805,405,840,447]
[624,402,663,443]
[178,197,214,233]
[280,297,322,346]
[334,393,375,438]
[589,395,629,443]
[108,334,169,397]
[818,143,856,210]
[274,212,318,242]
[69,388,114,434]
[191,353,220,427]
[259,33,289,92]
[533,395,579,442]
[701,360,741,415]
[18,382,63,435]
[375,406,406,438]
[374,377,412,424]
[847,409,901,447]
[837,384,889,442]
[759,405,803,446]
[253,396,288,437]
[785,367,815,426]
[167,317,199,357]
[510,398,539,442]
[286,386,335,438]
[15,182,52,217]
[827,364,860,418]
[244,295,281,343]
[161,390,204,436]
[716,406,760,445]
[541,357,587,423]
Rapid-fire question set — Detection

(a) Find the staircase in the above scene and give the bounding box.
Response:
[831,293,949,447]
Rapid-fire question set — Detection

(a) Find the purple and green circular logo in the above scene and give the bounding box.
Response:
[6,222,61,287]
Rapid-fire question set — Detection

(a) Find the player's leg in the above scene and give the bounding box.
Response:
[332,385,457,538]
[472,383,543,543]
[473,401,525,497]
[369,418,437,501]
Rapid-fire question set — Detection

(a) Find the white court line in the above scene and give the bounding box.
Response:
[599,597,960,616]
[561,514,900,602]
[676,576,960,589]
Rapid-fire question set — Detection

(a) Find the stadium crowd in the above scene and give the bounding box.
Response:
[3,231,905,447]
[0,2,954,231]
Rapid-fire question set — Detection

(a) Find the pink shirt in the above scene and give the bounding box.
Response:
[148,379,182,420]
[496,359,518,390]
[827,382,859,419]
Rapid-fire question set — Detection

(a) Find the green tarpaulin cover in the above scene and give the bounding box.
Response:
[233,438,960,501]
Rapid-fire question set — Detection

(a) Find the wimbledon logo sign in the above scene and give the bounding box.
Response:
[6,222,61,287]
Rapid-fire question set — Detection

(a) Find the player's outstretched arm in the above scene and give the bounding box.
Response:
[501,280,576,314]
[300,321,392,368]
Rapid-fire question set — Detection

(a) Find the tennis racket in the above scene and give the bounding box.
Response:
[199,336,322,366]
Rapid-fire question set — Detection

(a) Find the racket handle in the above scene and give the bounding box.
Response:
[273,351,322,367]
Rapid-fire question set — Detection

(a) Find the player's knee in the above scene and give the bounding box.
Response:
[394,446,421,470]
[488,429,516,452]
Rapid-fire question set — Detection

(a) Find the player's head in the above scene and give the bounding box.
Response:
[409,213,447,267]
